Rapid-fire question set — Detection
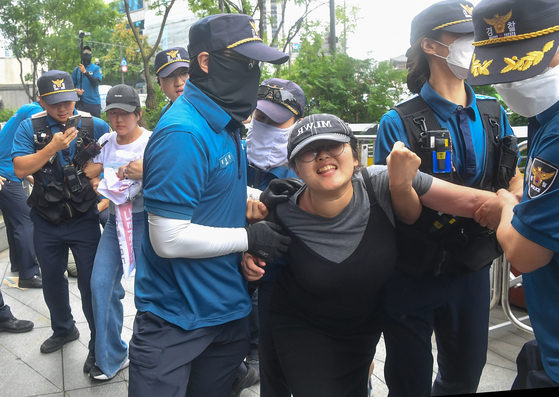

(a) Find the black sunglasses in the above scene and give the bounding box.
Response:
[257,85,301,115]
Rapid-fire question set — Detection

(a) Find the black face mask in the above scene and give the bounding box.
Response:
[82,53,92,66]
[189,51,261,126]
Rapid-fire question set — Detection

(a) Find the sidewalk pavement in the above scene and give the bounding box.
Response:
[1,246,531,396]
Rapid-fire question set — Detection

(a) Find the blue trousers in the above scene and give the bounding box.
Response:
[31,208,100,350]
[129,311,250,397]
[382,267,491,397]
[91,212,143,377]
[0,180,40,279]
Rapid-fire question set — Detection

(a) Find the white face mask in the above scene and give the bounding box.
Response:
[433,34,475,80]
[245,119,293,171]
[494,65,559,118]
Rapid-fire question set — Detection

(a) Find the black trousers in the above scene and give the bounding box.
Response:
[270,307,380,397]
[76,101,101,118]
[259,281,290,397]
[382,267,491,397]
[0,180,40,279]
[512,339,559,390]
[129,311,250,397]
[31,208,100,351]
[0,290,14,322]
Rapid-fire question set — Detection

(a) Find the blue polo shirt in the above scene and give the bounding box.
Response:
[72,63,102,105]
[12,110,109,170]
[0,102,43,181]
[511,100,559,383]
[374,82,514,187]
[136,80,251,331]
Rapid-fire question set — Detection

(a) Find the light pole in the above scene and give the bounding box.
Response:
[329,0,336,56]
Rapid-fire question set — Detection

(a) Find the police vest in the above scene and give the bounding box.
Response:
[391,95,519,277]
[27,111,98,225]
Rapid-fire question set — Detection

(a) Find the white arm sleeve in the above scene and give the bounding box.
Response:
[247,186,262,200]
[148,214,249,259]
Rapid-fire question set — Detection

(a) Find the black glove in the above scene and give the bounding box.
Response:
[260,177,304,211]
[245,221,291,262]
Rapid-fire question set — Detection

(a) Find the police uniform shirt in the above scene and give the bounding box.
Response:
[0,102,43,181]
[11,110,109,166]
[72,63,102,105]
[136,79,251,331]
[375,82,514,187]
[511,99,559,384]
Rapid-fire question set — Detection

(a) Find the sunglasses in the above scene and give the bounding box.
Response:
[297,141,346,163]
[257,85,301,115]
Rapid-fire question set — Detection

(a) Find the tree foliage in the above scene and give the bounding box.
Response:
[0,0,120,101]
[101,21,154,86]
[278,28,408,123]
[122,0,175,109]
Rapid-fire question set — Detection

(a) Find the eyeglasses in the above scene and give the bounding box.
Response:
[161,70,189,84]
[297,141,346,163]
[258,85,301,115]
[219,50,257,70]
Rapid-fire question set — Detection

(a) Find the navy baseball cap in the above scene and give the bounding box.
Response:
[288,114,354,160]
[468,0,559,86]
[257,78,306,124]
[154,47,190,77]
[409,0,474,46]
[188,13,289,64]
[38,70,79,105]
[104,84,141,113]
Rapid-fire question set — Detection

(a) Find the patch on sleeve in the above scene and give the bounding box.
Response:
[528,157,558,199]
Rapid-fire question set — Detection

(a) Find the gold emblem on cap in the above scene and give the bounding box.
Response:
[166,50,179,58]
[532,165,556,187]
[249,21,259,38]
[470,54,493,77]
[484,10,513,34]
[501,40,554,74]
[461,3,473,16]
[52,79,64,88]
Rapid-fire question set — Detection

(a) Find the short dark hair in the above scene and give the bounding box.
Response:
[133,106,144,128]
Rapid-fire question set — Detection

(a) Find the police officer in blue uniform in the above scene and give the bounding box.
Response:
[0,102,43,288]
[72,46,102,117]
[374,1,523,395]
[154,46,190,117]
[12,70,109,373]
[470,0,559,390]
[129,14,290,397]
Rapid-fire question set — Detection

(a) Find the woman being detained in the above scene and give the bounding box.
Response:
[242,113,496,397]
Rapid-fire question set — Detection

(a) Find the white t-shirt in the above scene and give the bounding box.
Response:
[93,127,152,213]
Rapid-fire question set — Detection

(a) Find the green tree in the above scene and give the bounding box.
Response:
[101,21,154,86]
[279,29,407,123]
[0,0,121,101]
[122,0,175,110]
[46,0,121,73]
[367,60,408,122]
